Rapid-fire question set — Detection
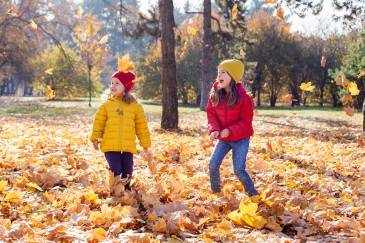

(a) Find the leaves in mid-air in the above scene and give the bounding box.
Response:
[30,20,37,29]
[232,4,238,20]
[300,82,315,92]
[276,7,284,20]
[118,54,135,73]
[46,86,55,99]
[321,56,327,67]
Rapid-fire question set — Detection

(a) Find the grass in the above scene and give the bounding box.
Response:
[0,96,362,120]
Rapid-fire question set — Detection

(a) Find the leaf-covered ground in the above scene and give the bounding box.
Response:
[0,99,364,242]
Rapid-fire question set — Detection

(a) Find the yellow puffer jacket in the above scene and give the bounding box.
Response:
[90,97,151,154]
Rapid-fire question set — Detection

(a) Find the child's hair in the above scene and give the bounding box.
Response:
[102,89,136,104]
[211,80,240,108]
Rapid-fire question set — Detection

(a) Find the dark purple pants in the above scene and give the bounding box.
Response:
[105,152,134,190]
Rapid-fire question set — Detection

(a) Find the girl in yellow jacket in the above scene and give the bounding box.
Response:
[90,70,151,190]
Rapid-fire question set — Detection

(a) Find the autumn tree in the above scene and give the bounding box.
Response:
[72,12,109,107]
[0,0,79,95]
[31,45,103,98]
[247,10,294,107]
[159,0,178,129]
[331,29,365,130]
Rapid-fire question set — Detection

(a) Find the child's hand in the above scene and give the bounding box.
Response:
[93,140,99,150]
[210,131,219,140]
[220,129,230,138]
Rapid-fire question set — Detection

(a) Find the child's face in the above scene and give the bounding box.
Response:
[217,68,232,90]
[110,77,126,97]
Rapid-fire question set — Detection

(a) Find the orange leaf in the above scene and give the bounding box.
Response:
[321,56,327,67]
[282,94,292,102]
[265,0,278,3]
[343,106,355,117]
[276,7,284,20]
[240,49,246,57]
[336,75,348,87]
[342,94,353,103]
[357,71,365,78]
[232,4,238,20]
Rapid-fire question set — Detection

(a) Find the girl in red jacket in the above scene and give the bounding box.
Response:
[206,59,258,197]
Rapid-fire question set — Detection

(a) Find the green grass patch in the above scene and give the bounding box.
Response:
[0,105,94,118]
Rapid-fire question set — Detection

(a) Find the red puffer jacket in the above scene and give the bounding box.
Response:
[206,81,254,142]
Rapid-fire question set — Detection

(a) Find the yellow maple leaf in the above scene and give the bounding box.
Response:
[0,180,10,192]
[187,26,197,35]
[152,218,167,232]
[240,49,246,57]
[232,4,238,20]
[347,81,360,96]
[99,35,108,44]
[44,68,53,75]
[300,82,315,92]
[26,182,43,191]
[357,71,365,78]
[118,54,135,73]
[276,7,284,20]
[30,20,37,29]
[4,190,21,202]
[46,86,55,99]
[227,198,267,229]
[77,6,83,18]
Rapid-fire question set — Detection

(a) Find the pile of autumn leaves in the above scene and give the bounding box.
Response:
[0,110,365,242]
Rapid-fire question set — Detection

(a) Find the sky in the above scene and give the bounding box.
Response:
[137,0,347,35]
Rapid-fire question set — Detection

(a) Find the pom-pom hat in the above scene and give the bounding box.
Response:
[218,59,244,83]
[111,71,136,92]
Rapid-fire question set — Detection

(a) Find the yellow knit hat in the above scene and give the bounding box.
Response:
[218,59,244,83]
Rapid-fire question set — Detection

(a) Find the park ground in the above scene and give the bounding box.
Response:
[0,96,364,242]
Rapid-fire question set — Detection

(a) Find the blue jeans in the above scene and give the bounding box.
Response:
[209,138,258,196]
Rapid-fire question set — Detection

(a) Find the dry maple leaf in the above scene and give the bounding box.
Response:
[98,35,108,44]
[187,26,197,35]
[342,94,353,103]
[343,106,355,117]
[276,7,284,20]
[30,20,37,29]
[240,49,246,57]
[232,3,238,20]
[336,75,348,87]
[282,94,292,102]
[321,56,327,67]
[44,68,53,75]
[46,86,55,99]
[265,0,278,3]
[347,81,360,96]
[300,82,315,92]
[357,71,365,78]
[77,6,83,18]
[118,54,134,73]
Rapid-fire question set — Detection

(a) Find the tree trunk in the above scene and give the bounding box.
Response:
[363,98,365,131]
[200,0,212,111]
[88,65,92,107]
[159,0,178,129]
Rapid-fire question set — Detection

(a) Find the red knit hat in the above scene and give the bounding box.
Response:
[111,71,136,92]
